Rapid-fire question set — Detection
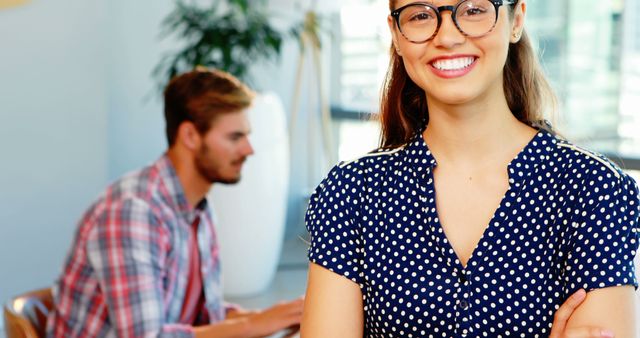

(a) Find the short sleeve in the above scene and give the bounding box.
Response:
[306,164,364,286]
[564,171,640,292]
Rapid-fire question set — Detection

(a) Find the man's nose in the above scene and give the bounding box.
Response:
[244,140,255,156]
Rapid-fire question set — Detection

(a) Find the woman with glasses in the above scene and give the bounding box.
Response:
[301,0,639,337]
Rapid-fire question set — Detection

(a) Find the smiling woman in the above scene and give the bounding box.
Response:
[301,0,639,337]
[333,0,640,166]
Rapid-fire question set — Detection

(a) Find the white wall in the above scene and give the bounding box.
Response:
[105,0,173,180]
[0,0,109,305]
[0,0,178,309]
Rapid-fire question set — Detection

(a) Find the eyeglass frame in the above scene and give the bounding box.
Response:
[390,0,516,44]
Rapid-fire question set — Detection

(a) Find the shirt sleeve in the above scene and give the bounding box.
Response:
[306,163,365,286]
[563,171,640,293]
[86,197,194,338]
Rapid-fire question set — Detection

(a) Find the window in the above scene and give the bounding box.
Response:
[331,0,640,168]
[619,0,640,157]
[331,0,390,113]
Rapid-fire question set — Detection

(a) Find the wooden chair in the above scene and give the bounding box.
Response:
[3,288,53,338]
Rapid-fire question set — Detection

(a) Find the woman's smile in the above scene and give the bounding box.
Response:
[428,55,479,78]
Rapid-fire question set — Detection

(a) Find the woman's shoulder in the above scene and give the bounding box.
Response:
[337,144,408,170]
[552,137,638,204]
[315,143,412,195]
[553,137,628,182]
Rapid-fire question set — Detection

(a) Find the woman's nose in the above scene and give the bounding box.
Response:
[431,12,466,48]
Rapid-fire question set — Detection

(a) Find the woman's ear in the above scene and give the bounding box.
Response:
[176,121,202,151]
[510,0,527,43]
[388,15,403,56]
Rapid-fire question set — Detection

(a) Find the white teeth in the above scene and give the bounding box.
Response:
[432,57,475,71]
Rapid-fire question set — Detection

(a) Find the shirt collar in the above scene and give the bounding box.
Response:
[403,132,438,170]
[155,154,209,224]
[506,129,556,186]
[402,129,556,186]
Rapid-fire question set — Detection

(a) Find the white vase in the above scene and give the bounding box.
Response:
[209,92,290,297]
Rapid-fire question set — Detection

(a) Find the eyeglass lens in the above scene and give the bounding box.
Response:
[398,0,498,43]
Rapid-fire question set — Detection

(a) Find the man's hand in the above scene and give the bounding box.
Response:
[194,297,304,338]
[226,307,259,320]
[549,289,615,338]
[247,297,304,337]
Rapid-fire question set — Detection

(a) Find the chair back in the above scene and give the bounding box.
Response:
[3,288,53,338]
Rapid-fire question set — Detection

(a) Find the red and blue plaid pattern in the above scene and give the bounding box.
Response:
[47,155,225,337]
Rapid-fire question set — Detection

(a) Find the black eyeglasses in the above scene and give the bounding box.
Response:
[391,0,516,43]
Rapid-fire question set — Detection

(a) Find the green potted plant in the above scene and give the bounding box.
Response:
[154,0,293,297]
[154,0,285,86]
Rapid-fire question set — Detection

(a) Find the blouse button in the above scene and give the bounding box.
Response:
[459,300,469,310]
[458,270,467,283]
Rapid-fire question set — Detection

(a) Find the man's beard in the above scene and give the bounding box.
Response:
[195,146,245,185]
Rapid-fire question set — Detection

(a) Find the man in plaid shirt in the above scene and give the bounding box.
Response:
[47,69,303,338]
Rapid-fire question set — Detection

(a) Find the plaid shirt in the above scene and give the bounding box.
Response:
[47,155,225,338]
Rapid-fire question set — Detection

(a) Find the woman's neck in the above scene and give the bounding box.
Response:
[423,97,536,167]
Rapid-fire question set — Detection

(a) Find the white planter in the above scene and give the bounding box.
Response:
[209,92,290,297]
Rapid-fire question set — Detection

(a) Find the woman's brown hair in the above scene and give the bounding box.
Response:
[379,0,557,148]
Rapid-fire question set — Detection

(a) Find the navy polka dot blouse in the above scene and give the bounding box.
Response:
[306,130,640,337]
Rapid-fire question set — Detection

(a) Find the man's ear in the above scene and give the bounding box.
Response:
[176,121,202,151]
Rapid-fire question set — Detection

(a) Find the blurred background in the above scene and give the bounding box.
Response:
[1,0,639,336]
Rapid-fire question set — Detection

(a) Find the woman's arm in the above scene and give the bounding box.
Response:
[298,264,611,338]
[559,170,639,337]
[300,263,364,338]
[564,286,636,337]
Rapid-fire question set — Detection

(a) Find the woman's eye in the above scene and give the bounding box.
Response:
[409,12,434,22]
[461,7,486,16]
